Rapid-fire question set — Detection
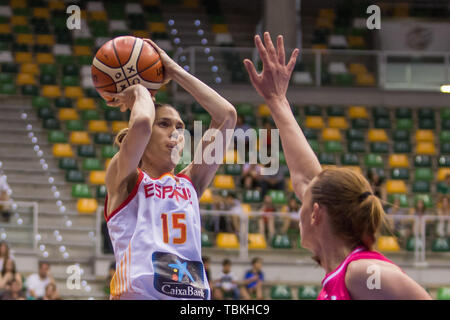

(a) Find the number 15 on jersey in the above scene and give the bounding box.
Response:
[161,212,187,245]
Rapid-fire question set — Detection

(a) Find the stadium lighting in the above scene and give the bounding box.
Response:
[440,85,450,93]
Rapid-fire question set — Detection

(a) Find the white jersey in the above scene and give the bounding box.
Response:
[105,168,210,300]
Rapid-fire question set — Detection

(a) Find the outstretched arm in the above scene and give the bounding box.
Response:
[145,39,237,197]
[243,32,321,201]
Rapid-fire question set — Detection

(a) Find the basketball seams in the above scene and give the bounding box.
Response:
[112,38,132,87]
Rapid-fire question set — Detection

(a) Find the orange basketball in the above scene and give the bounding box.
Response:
[91,36,164,97]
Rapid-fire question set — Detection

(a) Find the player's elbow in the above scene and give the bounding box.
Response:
[131,116,152,135]
[224,106,237,127]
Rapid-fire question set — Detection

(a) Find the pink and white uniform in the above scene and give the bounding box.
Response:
[317,246,398,300]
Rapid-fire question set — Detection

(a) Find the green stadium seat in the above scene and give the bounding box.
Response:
[243,190,262,203]
[32,96,51,109]
[308,140,320,153]
[414,168,433,181]
[333,73,355,86]
[396,118,413,130]
[66,120,84,131]
[394,141,411,153]
[101,145,118,159]
[393,130,409,141]
[371,142,389,154]
[38,107,54,119]
[1,63,18,73]
[395,108,412,119]
[437,182,449,194]
[374,117,391,129]
[155,91,169,103]
[341,153,359,166]
[236,103,254,116]
[84,88,100,98]
[225,164,242,176]
[414,155,432,167]
[438,155,450,167]
[94,133,113,145]
[364,154,383,167]
[304,105,322,116]
[271,234,292,249]
[414,194,433,208]
[82,110,100,121]
[82,158,102,171]
[442,119,450,130]
[437,287,450,300]
[78,145,96,158]
[43,118,61,130]
[391,168,409,180]
[325,141,343,153]
[61,75,79,87]
[270,285,292,300]
[55,97,73,108]
[48,130,67,143]
[432,238,450,252]
[71,184,92,198]
[201,233,213,247]
[319,153,336,165]
[372,107,389,118]
[388,194,409,208]
[346,129,364,141]
[298,285,319,300]
[104,109,123,121]
[40,64,57,76]
[348,140,366,153]
[412,181,430,193]
[0,73,13,85]
[327,106,344,116]
[352,118,369,129]
[97,185,107,198]
[440,131,450,143]
[440,108,450,120]
[268,190,287,205]
[66,170,85,183]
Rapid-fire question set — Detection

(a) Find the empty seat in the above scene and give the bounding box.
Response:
[257,104,271,117]
[76,97,95,110]
[83,158,103,171]
[416,142,435,155]
[370,142,389,154]
[326,106,345,117]
[64,86,83,98]
[69,131,91,145]
[440,131,450,143]
[101,145,118,159]
[112,121,128,133]
[88,120,109,133]
[325,141,343,153]
[414,168,433,181]
[414,194,433,208]
[389,154,409,168]
[419,118,435,129]
[393,141,411,153]
[59,158,78,170]
[216,232,239,249]
[77,198,98,214]
[199,188,213,204]
[268,190,287,204]
[248,233,267,249]
[78,145,96,158]
[346,129,364,141]
[348,140,366,153]
[386,180,407,193]
[43,118,61,130]
[304,105,322,116]
[305,116,324,129]
[48,130,67,143]
[66,170,85,183]
[415,130,434,142]
[391,168,409,180]
[52,143,74,157]
[395,108,412,119]
[393,130,409,141]
[396,118,413,130]
[412,181,430,193]
[243,190,262,203]
[438,155,450,167]
[298,285,319,300]
[328,117,348,129]
[213,175,235,189]
[271,234,292,249]
[322,128,342,141]
[97,185,107,198]
[319,153,336,165]
[66,119,84,131]
[376,236,400,252]
[352,118,369,129]
[388,194,409,208]
[72,184,92,198]
[432,238,450,252]
[89,170,106,184]
[341,153,359,166]
[58,108,79,121]
[368,129,388,142]
[414,155,432,167]
[438,168,450,181]
[82,110,100,121]
[270,285,292,300]
[364,154,383,167]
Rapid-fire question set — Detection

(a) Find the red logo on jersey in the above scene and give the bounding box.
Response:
[144,182,192,203]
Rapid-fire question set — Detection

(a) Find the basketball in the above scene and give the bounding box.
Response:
[91,36,164,98]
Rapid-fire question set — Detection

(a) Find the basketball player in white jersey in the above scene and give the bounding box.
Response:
[101,39,237,300]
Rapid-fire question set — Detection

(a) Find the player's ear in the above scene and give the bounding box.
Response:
[310,202,322,226]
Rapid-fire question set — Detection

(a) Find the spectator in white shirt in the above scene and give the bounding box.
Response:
[26,261,55,299]
[213,259,240,300]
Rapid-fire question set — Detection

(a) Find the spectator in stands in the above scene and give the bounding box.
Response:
[261,119,274,148]
[202,256,213,295]
[25,261,55,299]
[280,197,300,236]
[367,169,386,202]
[436,196,450,237]
[225,192,243,235]
[411,199,432,238]
[0,241,14,273]
[0,279,25,300]
[258,194,276,241]
[0,257,22,292]
[386,197,407,235]
[260,162,285,198]
[240,163,262,190]
[42,283,61,300]
[213,259,240,300]
[0,175,11,223]
[240,257,264,300]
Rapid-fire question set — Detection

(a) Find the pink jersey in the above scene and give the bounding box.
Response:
[317,246,398,300]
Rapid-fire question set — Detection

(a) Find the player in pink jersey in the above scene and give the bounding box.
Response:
[101,39,237,299]
[244,32,431,300]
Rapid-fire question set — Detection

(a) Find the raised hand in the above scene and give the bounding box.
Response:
[102,84,153,112]
[243,32,299,103]
[143,38,178,85]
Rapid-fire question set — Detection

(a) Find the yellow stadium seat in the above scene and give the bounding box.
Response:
[76,98,95,110]
[319,8,336,19]
[33,8,50,19]
[438,168,450,181]
[368,129,388,142]
[89,11,107,21]
[42,85,61,98]
[343,166,362,175]
[328,117,348,129]
[133,30,150,39]
[216,232,239,249]
[74,46,91,56]
[248,233,267,249]
[89,171,106,185]
[105,158,112,170]
[389,154,409,168]
[241,203,252,214]
[356,73,376,86]
[200,188,213,204]
[11,16,27,26]
[16,34,34,45]
[59,108,79,121]
[348,106,368,118]
[183,0,199,8]
[348,63,367,75]
[416,142,435,155]
[36,53,55,64]
[70,131,91,145]
[312,44,327,50]
[149,22,166,33]
[20,63,39,75]
[213,175,235,189]
[112,121,128,134]
[386,180,407,194]
[52,144,74,158]
[0,24,11,33]
[16,73,36,85]
[88,120,109,133]
[305,116,325,129]
[258,104,271,117]
[223,149,239,164]
[49,0,65,10]
[288,178,293,192]
[77,198,98,214]
[415,130,434,142]
[14,52,32,64]
[347,36,365,48]
[11,0,26,8]
[322,128,342,141]
[64,86,84,98]
[36,35,55,46]
[212,24,229,34]
[315,17,334,29]
[376,236,400,252]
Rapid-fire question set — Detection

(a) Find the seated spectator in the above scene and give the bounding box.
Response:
[225,192,243,235]
[240,257,264,300]
[0,257,22,292]
[280,197,300,236]
[42,283,61,300]
[436,196,450,237]
[234,115,252,145]
[260,162,285,198]
[213,259,240,300]
[258,194,276,241]
[1,278,25,300]
[0,175,11,223]
[386,197,408,236]
[25,261,55,299]
[367,169,386,202]
[240,163,262,190]
[0,241,14,273]
[411,199,432,237]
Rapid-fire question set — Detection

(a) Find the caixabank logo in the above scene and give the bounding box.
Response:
[152,251,209,299]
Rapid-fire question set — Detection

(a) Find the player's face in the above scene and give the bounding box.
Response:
[147,107,185,166]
